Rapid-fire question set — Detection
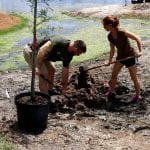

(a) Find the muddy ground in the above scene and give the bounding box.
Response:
[0,39,150,150]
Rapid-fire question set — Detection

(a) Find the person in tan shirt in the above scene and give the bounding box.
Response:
[24,35,86,95]
[102,16,143,102]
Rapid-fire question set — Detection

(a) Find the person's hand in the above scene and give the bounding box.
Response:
[137,51,143,57]
[104,62,111,66]
[134,51,143,58]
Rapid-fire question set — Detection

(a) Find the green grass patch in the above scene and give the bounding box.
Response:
[0,57,18,71]
[0,13,31,71]
[0,14,29,35]
[0,135,14,150]
[0,50,28,71]
[69,17,150,63]
[68,23,109,63]
[121,18,150,39]
[0,14,31,56]
[0,13,150,71]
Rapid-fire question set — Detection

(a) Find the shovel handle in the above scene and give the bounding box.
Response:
[37,73,54,86]
[87,56,135,71]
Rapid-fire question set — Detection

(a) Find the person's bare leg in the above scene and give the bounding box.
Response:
[39,76,49,93]
[128,65,141,97]
[109,62,123,92]
[38,60,56,93]
[46,61,56,91]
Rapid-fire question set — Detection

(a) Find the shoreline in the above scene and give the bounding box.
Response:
[63,4,150,19]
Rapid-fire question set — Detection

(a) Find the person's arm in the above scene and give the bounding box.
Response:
[125,31,142,57]
[36,40,52,74]
[61,66,69,95]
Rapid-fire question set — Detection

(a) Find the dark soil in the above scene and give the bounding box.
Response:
[15,94,49,105]
[0,40,150,150]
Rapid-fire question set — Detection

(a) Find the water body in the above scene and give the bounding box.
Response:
[0,0,131,38]
[0,0,131,12]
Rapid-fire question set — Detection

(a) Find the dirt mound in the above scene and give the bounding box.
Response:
[0,12,20,30]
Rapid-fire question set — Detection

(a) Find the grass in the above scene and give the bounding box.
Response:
[52,13,109,62]
[0,13,150,71]
[0,135,14,150]
[0,14,29,35]
[0,13,31,71]
[0,13,31,56]
[68,23,108,63]
[69,18,150,63]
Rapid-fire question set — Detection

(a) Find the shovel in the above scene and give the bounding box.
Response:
[37,74,70,99]
[37,74,61,94]
[79,56,135,73]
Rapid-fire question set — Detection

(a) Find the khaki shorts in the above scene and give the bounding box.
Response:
[23,44,54,74]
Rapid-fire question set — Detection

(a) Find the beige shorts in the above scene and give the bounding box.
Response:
[23,44,54,74]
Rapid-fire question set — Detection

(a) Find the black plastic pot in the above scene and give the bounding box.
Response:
[15,91,50,133]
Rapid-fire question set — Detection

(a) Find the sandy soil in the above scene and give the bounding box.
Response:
[0,4,150,150]
[0,12,20,30]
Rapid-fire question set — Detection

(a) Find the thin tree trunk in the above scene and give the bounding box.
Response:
[125,0,127,6]
[31,0,37,100]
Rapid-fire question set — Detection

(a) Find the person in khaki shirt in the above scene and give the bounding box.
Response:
[23,36,86,95]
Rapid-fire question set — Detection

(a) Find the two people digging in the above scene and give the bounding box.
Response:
[23,15,143,102]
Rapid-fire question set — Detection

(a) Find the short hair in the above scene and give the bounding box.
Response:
[103,16,119,28]
[74,40,86,53]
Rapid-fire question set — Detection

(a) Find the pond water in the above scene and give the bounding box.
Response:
[0,0,131,38]
[0,0,131,12]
